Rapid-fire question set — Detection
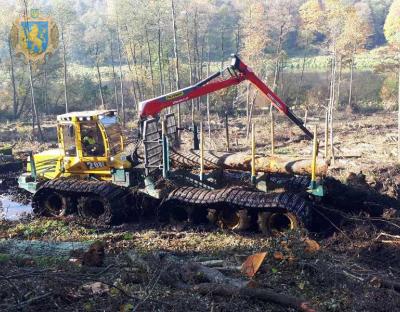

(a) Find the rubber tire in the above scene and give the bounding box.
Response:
[34,191,71,217]
[77,195,113,225]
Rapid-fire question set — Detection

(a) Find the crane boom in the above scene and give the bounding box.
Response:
[139,54,313,140]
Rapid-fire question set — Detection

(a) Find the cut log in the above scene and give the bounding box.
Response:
[171,149,328,175]
[0,239,92,259]
[370,277,400,292]
[194,283,317,312]
[182,262,248,288]
[143,253,316,311]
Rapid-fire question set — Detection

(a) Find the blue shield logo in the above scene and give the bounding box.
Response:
[19,21,49,55]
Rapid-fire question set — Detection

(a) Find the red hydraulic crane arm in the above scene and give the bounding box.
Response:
[139,54,313,139]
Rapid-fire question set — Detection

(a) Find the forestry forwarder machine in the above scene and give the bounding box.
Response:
[18,55,323,233]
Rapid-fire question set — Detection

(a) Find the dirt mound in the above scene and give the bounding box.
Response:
[372,166,400,199]
[358,242,400,271]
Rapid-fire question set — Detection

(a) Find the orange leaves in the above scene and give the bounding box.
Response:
[241,252,267,278]
[241,237,321,279]
[273,251,285,260]
[304,239,320,253]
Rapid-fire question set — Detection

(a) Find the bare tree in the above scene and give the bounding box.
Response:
[8,35,18,119]
[171,0,181,127]
[22,0,44,141]
[116,21,125,125]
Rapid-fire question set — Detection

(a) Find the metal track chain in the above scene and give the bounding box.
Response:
[165,186,310,224]
[32,178,129,225]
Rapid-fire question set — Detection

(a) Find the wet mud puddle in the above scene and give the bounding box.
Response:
[0,195,32,220]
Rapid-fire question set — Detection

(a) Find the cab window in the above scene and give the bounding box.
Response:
[80,123,106,157]
[99,115,123,155]
[61,125,77,156]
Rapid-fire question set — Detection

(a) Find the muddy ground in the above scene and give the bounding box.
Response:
[0,111,400,311]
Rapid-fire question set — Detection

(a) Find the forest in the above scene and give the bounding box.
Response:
[0,0,398,124]
[1,1,400,311]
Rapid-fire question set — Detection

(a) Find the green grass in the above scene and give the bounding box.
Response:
[286,47,393,72]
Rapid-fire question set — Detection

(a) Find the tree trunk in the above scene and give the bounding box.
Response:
[348,48,355,111]
[273,24,284,92]
[120,34,138,108]
[295,37,308,106]
[170,149,328,176]
[398,63,400,161]
[246,82,250,137]
[128,40,142,103]
[166,55,173,92]
[206,47,211,139]
[8,36,18,119]
[117,25,125,126]
[235,24,240,53]
[171,0,181,128]
[194,284,316,312]
[145,27,156,97]
[184,12,195,123]
[43,60,48,115]
[329,50,337,161]
[61,28,69,113]
[110,34,119,114]
[157,14,165,96]
[95,45,105,109]
[22,0,43,141]
[336,57,342,107]
[0,239,92,259]
[193,10,201,112]
[220,29,224,70]
[28,61,44,142]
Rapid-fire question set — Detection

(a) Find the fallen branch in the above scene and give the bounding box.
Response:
[12,292,52,309]
[194,283,317,312]
[375,232,400,242]
[370,277,400,293]
[182,262,248,288]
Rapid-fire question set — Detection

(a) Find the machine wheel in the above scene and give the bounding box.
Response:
[233,209,252,231]
[77,195,113,225]
[218,208,252,231]
[257,211,299,234]
[207,209,218,225]
[33,190,71,217]
[168,205,189,224]
[268,212,299,232]
[257,212,272,234]
[167,204,207,225]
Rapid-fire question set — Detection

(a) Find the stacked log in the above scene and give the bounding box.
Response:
[171,149,328,176]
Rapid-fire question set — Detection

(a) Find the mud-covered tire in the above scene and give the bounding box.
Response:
[77,195,115,225]
[32,178,131,226]
[164,186,312,232]
[257,211,299,234]
[33,190,73,217]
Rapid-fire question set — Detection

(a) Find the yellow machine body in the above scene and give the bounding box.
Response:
[27,110,131,181]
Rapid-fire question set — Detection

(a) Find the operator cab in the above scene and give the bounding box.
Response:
[57,110,123,158]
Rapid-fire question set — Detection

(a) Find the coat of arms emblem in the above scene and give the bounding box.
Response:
[11,11,59,64]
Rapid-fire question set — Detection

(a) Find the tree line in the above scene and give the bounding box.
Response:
[0,0,399,135]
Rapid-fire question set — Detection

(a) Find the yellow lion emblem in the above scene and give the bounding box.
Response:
[19,24,43,54]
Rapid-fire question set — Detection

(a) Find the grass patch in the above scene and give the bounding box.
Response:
[0,253,10,264]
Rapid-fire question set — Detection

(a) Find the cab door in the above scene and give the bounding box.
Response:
[77,121,110,177]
